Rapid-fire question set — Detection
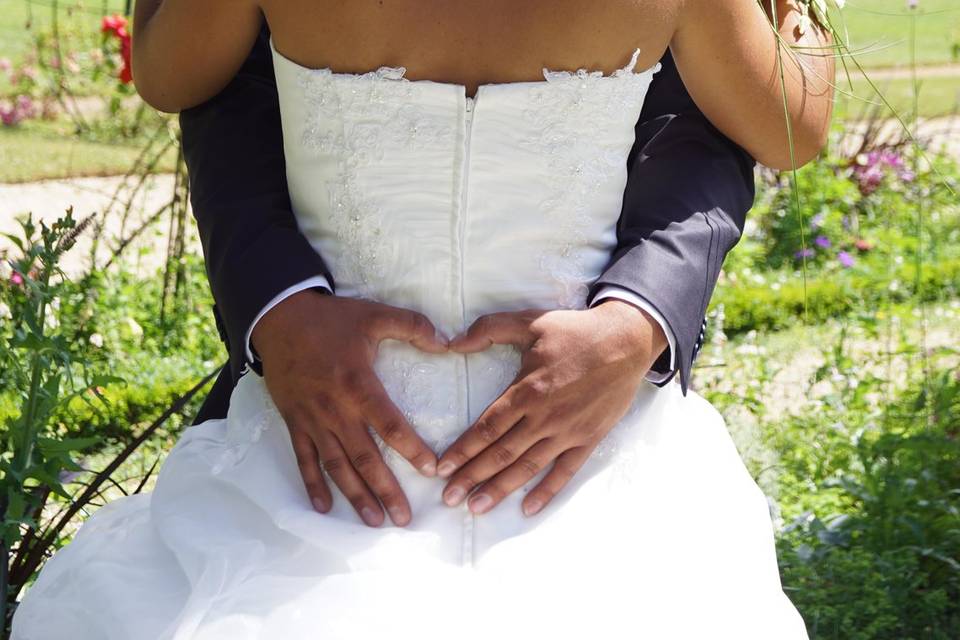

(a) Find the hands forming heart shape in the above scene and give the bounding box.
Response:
[253,290,666,528]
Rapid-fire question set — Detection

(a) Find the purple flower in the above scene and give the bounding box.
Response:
[838,251,855,268]
[810,213,825,229]
[852,148,915,194]
[815,235,832,249]
[795,248,815,260]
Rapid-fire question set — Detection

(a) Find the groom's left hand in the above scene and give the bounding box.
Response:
[437,300,667,516]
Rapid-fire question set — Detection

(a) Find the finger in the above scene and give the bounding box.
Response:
[340,427,413,527]
[521,445,594,517]
[436,386,525,479]
[314,428,385,528]
[448,312,535,353]
[289,424,333,514]
[466,438,560,515]
[370,307,448,353]
[441,417,538,507]
[359,376,438,477]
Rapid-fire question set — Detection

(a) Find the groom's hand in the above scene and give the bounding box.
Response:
[437,301,666,517]
[252,291,448,527]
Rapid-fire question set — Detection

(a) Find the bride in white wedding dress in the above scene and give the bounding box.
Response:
[13,2,835,639]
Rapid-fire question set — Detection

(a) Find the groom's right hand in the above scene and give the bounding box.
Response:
[251,290,448,527]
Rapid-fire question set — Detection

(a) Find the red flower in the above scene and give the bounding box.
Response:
[101,14,133,84]
[854,238,872,252]
[101,14,128,37]
[118,34,133,84]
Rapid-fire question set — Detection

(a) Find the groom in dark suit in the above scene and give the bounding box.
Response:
[180,26,754,525]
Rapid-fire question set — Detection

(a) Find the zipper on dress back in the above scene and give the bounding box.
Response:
[459,93,477,569]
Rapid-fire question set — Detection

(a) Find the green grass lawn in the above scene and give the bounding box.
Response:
[838,0,960,68]
[0,0,127,61]
[833,74,960,120]
[0,118,175,182]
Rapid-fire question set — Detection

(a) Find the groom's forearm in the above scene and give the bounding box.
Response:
[180,26,334,379]
[591,52,755,394]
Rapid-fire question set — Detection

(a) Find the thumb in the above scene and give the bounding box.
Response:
[369,307,449,353]
[449,312,536,353]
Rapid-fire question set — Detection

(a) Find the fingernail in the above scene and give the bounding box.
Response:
[388,505,410,527]
[360,506,381,527]
[437,461,456,478]
[444,485,466,506]
[311,497,328,513]
[469,494,493,514]
[523,499,543,517]
[420,460,437,477]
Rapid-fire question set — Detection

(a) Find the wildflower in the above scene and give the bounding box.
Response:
[0,301,10,320]
[124,317,144,338]
[0,58,10,72]
[837,251,855,268]
[10,271,24,286]
[814,235,831,248]
[101,15,133,84]
[795,248,815,259]
[0,260,10,279]
[854,238,872,251]
[89,333,104,348]
[101,15,129,38]
[810,212,825,229]
[852,148,915,195]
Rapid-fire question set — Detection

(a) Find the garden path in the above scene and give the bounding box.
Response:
[0,173,196,277]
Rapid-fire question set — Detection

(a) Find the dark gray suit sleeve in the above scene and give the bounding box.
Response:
[588,52,756,394]
[180,27,335,384]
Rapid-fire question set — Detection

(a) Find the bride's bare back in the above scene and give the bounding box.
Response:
[263,0,677,96]
[133,0,834,168]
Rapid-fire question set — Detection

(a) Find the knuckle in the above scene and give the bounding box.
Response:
[340,370,365,393]
[516,457,541,479]
[319,456,346,474]
[491,445,514,466]
[350,450,379,471]
[409,312,430,334]
[379,419,407,444]
[475,419,500,444]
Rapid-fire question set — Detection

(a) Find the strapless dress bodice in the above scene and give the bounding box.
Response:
[271,43,658,449]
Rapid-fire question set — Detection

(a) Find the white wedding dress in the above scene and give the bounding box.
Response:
[12,43,809,639]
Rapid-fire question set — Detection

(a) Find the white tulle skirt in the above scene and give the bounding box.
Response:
[12,372,808,639]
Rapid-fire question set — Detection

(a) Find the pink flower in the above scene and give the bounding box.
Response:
[0,57,11,72]
[10,271,24,286]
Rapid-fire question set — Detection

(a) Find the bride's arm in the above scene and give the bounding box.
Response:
[671,0,835,169]
[132,0,263,112]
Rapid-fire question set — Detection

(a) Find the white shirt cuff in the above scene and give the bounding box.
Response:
[245,275,332,362]
[591,285,677,384]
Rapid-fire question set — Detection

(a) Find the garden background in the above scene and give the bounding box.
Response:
[1,1,958,638]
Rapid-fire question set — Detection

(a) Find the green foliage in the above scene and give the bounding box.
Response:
[715,143,960,335]
[769,348,960,639]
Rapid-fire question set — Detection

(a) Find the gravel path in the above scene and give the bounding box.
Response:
[0,173,197,277]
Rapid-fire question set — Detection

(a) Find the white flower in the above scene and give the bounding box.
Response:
[124,317,144,338]
[0,301,10,320]
[89,333,104,348]
[0,260,10,280]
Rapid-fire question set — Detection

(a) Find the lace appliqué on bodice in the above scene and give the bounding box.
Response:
[297,67,456,298]
[524,49,659,309]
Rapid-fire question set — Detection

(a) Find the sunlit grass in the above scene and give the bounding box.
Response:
[0,118,176,183]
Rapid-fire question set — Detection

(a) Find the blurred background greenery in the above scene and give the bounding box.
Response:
[0,1,958,638]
